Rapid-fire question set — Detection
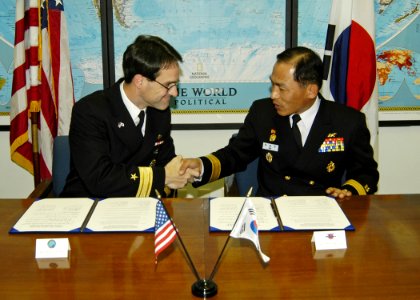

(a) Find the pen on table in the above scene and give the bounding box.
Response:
[80,199,99,232]
[270,199,284,231]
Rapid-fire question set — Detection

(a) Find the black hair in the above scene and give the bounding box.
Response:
[122,35,183,83]
[276,46,323,89]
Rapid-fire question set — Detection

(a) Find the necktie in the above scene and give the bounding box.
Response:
[138,110,145,136]
[292,114,302,149]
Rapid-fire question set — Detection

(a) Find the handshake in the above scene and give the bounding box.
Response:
[164,155,202,189]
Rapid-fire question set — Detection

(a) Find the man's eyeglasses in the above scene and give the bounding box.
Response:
[151,79,178,92]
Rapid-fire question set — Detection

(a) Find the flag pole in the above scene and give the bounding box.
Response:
[154,189,200,281]
[30,111,41,187]
[155,190,217,297]
[207,187,253,281]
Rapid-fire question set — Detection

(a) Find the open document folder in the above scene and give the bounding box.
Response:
[209,196,354,232]
[10,197,158,233]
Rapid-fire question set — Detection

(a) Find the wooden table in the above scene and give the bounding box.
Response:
[1,195,420,299]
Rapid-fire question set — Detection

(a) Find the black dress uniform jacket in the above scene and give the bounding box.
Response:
[194,96,379,197]
[61,79,175,198]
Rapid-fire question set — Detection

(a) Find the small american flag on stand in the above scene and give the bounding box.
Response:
[154,201,177,263]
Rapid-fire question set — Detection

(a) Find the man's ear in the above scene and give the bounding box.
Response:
[306,83,319,99]
[133,74,144,88]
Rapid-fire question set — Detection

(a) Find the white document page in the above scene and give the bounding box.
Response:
[12,198,95,232]
[210,197,279,231]
[85,197,158,232]
[274,196,352,230]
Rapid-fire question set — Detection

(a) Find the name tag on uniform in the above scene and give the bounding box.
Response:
[262,142,279,152]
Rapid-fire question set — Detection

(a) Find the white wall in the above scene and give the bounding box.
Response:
[1,126,420,198]
[377,125,420,194]
[0,131,34,198]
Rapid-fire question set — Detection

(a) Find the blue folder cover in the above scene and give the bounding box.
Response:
[82,227,154,233]
[282,224,355,231]
[9,197,157,233]
[209,196,355,232]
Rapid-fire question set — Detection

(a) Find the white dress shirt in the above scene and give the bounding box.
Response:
[289,97,321,146]
[120,82,146,135]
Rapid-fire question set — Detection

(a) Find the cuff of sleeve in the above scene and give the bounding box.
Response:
[342,179,367,195]
[206,154,221,182]
[136,167,153,197]
[151,166,166,196]
[192,155,220,187]
[193,159,204,182]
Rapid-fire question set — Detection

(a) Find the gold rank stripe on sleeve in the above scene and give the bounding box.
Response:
[343,179,367,195]
[136,167,153,197]
[206,154,221,182]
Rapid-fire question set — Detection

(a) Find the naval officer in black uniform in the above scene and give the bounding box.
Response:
[180,46,379,198]
[61,35,197,198]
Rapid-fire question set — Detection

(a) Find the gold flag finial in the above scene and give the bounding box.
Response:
[246,187,253,197]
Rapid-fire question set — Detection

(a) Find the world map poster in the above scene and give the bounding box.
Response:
[0,0,418,123]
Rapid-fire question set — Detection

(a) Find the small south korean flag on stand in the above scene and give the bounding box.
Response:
[230,198,270,263]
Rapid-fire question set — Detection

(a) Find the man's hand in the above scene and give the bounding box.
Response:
[164,156,200,189]
[179,158,202,183]
[326,187,352,199]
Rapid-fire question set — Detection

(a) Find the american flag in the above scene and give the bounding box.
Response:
[154,201,177,262]
[10,0,74,180]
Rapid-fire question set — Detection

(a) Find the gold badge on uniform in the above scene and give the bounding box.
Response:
[149,159,156,167]
[130,173,138,181]
[266,152,273,163]
[326,161,335,173]
[269,129,277,142]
